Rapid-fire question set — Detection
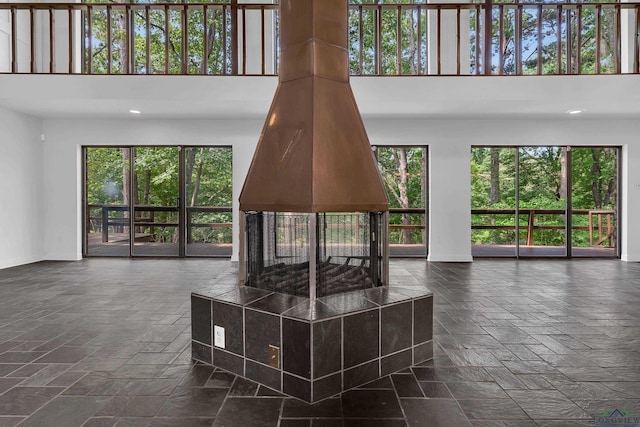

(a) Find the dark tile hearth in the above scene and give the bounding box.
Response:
[0,258,638,426]
[191,282,433,402]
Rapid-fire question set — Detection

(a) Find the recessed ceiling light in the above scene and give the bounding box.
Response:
[129,109,141,114]
[567,109,583,115]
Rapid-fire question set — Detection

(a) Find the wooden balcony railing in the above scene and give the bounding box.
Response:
[87,204,232,244]
[1,1,639,75]
[472,208,615,247]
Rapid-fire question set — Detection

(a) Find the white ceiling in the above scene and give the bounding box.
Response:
[0,73,639,120]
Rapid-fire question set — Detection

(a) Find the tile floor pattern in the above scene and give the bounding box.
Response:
[0,258,639,426]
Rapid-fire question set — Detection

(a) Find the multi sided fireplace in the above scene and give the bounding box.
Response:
[242,211,387,299]
[191,0,433,403]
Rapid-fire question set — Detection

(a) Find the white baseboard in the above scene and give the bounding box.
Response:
[0,255,45,270]
[427,254,473,263]
[44,253,83,262]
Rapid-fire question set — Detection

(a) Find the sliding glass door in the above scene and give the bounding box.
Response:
[471,146,619,258]
[517,146,567,257]
[185,147,233,257]
[471,147,517,257]
[570,147,618,257]
[131,147,181,256]
[85,147,131,256]
[84,146,232,258]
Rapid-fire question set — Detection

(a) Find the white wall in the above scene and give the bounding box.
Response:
[41,118,261,262]
[621,2,638,73]
[239,0,277,75]
[0,4,31,73]
[0,1,84,74]
[428,0,471,75]
[0,107,44,268]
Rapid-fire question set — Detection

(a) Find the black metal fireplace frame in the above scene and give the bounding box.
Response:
[240,211,389,300]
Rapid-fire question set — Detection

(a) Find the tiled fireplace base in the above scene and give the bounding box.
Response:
[191,285,433,403]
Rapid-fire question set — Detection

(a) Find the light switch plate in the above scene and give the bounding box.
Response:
[214,325,225,349]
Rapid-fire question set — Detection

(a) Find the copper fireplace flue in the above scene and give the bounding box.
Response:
[239,0,388,214]
[239,0,389,300]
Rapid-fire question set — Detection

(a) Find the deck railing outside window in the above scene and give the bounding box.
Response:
[1,1,639,75]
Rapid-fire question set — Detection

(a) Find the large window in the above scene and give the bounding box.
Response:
[471,146,619,258]
[375,146,428,258]
[84,146,232,258]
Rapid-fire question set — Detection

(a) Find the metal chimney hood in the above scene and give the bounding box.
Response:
[239,0,388,213]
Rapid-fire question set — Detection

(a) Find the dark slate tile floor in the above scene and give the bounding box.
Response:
[0,258,639,426]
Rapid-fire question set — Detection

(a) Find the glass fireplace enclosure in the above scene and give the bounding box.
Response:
[241,211,388,299]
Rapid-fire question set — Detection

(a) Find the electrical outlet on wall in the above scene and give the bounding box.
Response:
[214,325,225,349]
[268,345,280,368]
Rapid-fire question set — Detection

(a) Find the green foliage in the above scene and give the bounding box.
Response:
[471,146,617,248]
[349,0,427,75]
[87,147,128,204]
[82,0,619,76]
[85,0,233,74]
[472,1,617,75]
[186,147,233,244]
[376,147,426,244]
[518,146,564,207]
[135,146,179,205]
[377,147,425,209]
[86,146,233,245]
[187,147,232,207]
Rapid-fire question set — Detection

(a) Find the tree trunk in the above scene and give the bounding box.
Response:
[559,147,568,201]
[381,148,414,245]
[408,11,417,74]
[602,148,616,207]
[201,11,220,74]
[490,148,500,204]
[191,148,205,207]
[590,148,603,208]
[185,148,197,202]
[117,0,128,73]
[132,170,139,206]
[131,157,143,234]
[143,170,151,205]
[395,148,413,245]
[121,148,138,236]
[121,148,130,219]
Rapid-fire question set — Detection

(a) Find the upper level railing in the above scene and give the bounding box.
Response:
[1,1,639,75]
